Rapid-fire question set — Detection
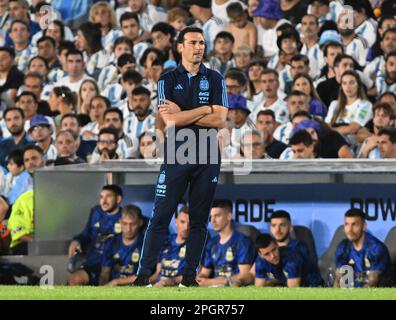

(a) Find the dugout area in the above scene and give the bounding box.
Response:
[2,159,396,287]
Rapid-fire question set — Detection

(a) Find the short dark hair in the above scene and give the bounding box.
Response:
[290,54,310,66]
[255,233,275,249]
[120,12,140,25]
[6,149,24,167]
[0,46,15,58]
[260,68,279,79]
[98,127,119,142]
[23,145,44,157]
[257,109,276,121]
[104,108,124,123]
[61,113,81,126]
[323,41,344,57]
[270,210,291,222]
[345,208,366,221]
[122,204,143,220]
[37,36,56,48]
[113,36,134,53]
[211,199,232,213]
[225,69,247,86]
[117,53,136,68]
[28,55,49,70]
[151,22,175,38]
[333,54,354,68]
[122,69,143,84]
[214,31,235,44]
[132,86,151,97]
[102,184,123,198]
[382,27,396,40]
[3,107,24,119]
[175,205,190,218]
[385,50,396,63]
[25,72,44,85]
[378,128,396,144]
[226,2,245,18]
[10,19,30,32]
[139,47,165,67]
[291,110,312,121]
[373,103,394,117]
[59,41,76,54]
[92,95,111,110]
[289,129,313,147]
[66,48,84,60]
[287,90,308,101]
[176,26,204,44]
[16,91,38,104]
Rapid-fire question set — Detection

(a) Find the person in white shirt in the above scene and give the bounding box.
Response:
[81,95,111,141]
[75,22,110,80]
[89,2,123,54]
[364,27,396,82]
[346,0,378,48]
[27,114,57,161]
[274,91,311,144]
[227,94,255,149]
[90,108,138,162]
[250,68,288,125]
[55,49,93,94]
[325,70,373,147]
[116,0,168,33]
[188,0,227,54]
[252,0,290,59]
[337,10,368,68]
[9,19,36,72]
[300,14,324,80]
[375,50,396,98]
[123,86,156,142]
[119,11,150,67]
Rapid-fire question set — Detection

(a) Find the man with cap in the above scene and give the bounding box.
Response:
[187,0,227,54]
[28,114,57,161]
[334,208,393,288]
[228,93,254,149]
[253,0,289,59]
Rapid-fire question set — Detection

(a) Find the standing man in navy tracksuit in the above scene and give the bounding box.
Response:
[134,26,229,287]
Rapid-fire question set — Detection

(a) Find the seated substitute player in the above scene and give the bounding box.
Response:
[269,210,323,285]
[334,208,393,288]
[153,206,190,287]
[99,205,145,286]
[252,233,322,287]
[197,200,256,287]
[67,185,123,286]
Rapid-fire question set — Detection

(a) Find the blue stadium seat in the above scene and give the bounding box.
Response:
[290,225,318,264]
[318,225,345,286]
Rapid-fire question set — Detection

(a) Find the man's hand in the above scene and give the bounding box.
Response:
[100,149,110,161]
[365,135,378,151]
[68,240,81,257]
[158,99,182,114]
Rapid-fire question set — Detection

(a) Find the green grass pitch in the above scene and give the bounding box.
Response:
[1,286,396,300]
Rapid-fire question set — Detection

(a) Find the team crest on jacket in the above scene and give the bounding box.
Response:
[199,78,209,91]
[365,257,371,269]
[132,249,140,263]
[158,171,166,184]
[226,247,234,262]
[179,245,186,258]
[114,223,122,234]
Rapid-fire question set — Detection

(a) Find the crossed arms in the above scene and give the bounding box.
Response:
[158,99,228,129]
